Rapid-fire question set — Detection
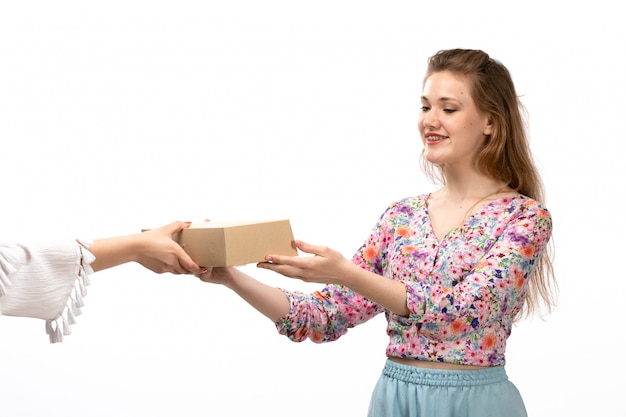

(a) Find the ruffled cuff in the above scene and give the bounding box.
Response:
[45,239,95,343]
[0,245,18,297]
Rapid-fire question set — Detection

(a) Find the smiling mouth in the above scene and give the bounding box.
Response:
[426,135,448,142]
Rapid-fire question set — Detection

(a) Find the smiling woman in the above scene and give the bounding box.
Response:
[419,70,493,169]
[196,48,557,417]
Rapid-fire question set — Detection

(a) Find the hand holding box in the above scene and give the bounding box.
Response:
[144,219,298,267]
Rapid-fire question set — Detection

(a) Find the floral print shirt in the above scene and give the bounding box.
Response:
[275,194,552,367]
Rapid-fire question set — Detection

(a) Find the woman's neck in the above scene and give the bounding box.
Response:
[438,171,509,203]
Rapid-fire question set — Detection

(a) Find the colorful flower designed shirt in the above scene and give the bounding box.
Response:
[275,194,552,367]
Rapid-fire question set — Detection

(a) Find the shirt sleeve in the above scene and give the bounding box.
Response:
[0,239,95,343]
[275,284,384,343]
[274,208,394,343]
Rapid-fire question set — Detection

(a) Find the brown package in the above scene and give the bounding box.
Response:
[144,219,298,267]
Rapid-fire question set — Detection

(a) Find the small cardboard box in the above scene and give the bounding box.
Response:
[147,219,298,267]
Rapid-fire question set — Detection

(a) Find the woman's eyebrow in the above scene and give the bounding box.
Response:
[420,95,461,104]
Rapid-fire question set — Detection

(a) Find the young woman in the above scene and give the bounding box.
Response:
[1,221,202,342]
[197,49,557,416]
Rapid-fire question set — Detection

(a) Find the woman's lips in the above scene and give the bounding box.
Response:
[426,135,448,143]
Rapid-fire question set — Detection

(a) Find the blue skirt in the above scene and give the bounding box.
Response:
[367,359,527,417]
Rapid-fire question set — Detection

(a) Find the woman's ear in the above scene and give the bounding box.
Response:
[483,116,494,136]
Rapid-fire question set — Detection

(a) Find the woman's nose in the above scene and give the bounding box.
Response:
[421,114,438,129]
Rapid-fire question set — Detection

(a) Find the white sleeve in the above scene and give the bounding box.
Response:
[0,239,95,343]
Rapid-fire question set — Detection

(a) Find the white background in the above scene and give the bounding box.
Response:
[1,1,623,416]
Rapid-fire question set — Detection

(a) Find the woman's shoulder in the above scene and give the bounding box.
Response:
[491,194,552,228]
[392,193,430,206]
[498,194,550,213]
[384,194,429,212]
[374,195,430,224]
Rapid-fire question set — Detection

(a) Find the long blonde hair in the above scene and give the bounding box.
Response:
[421,49,557,319]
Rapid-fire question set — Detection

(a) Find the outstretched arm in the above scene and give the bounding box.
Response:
[0,220,203,342]
[258,240,409,317]
[91,221,202,275]
[197,266,290,322]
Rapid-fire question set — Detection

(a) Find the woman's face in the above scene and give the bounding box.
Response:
[418,71,492,168]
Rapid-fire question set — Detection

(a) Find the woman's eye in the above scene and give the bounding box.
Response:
[420,106,430,111]
[443,108,457,114]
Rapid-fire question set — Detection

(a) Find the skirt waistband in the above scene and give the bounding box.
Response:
[382,359,509,387]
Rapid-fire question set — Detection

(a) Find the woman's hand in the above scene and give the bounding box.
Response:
[91,221,202,275]
[195,266,236,286]
[133,221,202,275]
[257,240,354,285]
